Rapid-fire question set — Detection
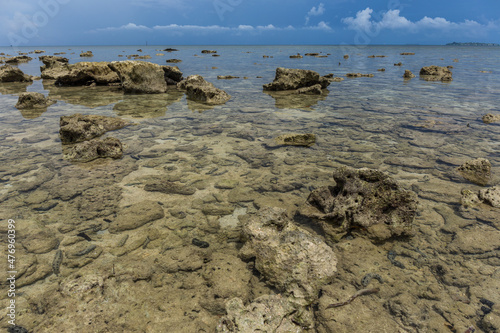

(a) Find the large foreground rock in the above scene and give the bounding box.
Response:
[15,92,56,109]
[108,200,164,233]
[59,113,131,144]
[239,207,337,306]
[63,137,123,162]
[419,65,452,81]
[299,166,418,242]
[177,75,231,105]
[457,158,491,186]
[263,67,330,91]
[217,295,304,332]
[0,65,33,82]
[108,60,168,93]
[55,62,120,86]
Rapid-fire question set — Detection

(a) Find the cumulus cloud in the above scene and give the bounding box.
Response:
[342,7,497,35]
[305,3,325,25]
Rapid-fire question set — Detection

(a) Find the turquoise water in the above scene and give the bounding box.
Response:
[1,45,499,332]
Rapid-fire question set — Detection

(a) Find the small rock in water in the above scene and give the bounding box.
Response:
[457,158,491,186]
[192,238,209,248]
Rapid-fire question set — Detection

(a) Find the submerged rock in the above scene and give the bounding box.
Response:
[0,65,33,82]
[63,137,123,162]
[419,65,453,81]
[15,92,56,109]
[457,158,491,186]
[217,295,304,333]
[108,200,164,233]
[274,133,316,147]
[80,51,93,57]
[263,67,329,91]
[294,84,322,94]
[479,186,500,208]
[177,75,231,105]
[299,166,418,242]
[239,207,337,306]
[108,60,168,93]
[59,113,131,144]
[346,73,374,77]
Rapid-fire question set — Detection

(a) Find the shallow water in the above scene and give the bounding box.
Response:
[0,45,499,332]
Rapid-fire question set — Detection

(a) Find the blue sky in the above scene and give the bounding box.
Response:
[1,0,499,46]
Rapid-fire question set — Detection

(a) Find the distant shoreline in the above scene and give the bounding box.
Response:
[446,42,499,46]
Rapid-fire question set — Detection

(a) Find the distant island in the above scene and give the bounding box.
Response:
[446,42,499,46]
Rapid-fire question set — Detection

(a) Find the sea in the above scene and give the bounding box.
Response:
[0,45,499,332]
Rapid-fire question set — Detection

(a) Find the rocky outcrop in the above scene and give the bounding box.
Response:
[239,207,337,306]
[6,55,33,64]
[217,295,305,333]
[55,62,120,86]
[274,133,316,147]
[59,113,131,144]
[0,65,33,82]
[62,137,123,162]
[15,92,56,109]
[482,113,500,124]
[419,65,453,81]
[457,158,491,186]
[80,51,93,57]
[39,56,70,80]
[403,70,416,79]
[299,166,418,242]
[108,60,170,93]
[263,67,330,91]
[177,75,231,105]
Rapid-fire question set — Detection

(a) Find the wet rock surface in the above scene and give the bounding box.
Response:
[0,65,33,82]
[108,200,164,233]
[108,60,169,93]
[420,65,453,81]
[263,67,330,91]
[59,113,131,144]
[54,61,120,86]
[15,92,56,109]
[299,166,418,242]
[178,75,231,105]
[62,137,124,162]
[457,158,492,186]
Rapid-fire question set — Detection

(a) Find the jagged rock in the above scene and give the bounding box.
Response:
[108,200,164,233]
[0,65,33,82]
[80,51,93,57]
[216,295,305,332]
[403,70,416,78]
[419,65,453,81]
[274,133,316,147]
[177,75,231,105]
[15,92,56,109]
[163,65,183,85]
[63,137,123,162]
[108,60,169,93]
[5,55,33,64]
[39,55,70,79]
[457,158,491,186]
[239,207,337,306]
[166,59,182,63]
[294,84,322,94]
[482,113,500,124]
[479,186,500,208]
[460,189,482,208]
[299,166,418,242]
[263,67,330,91]
[55,62,120,86]
[59,113,131,144]
[346,73,374,77]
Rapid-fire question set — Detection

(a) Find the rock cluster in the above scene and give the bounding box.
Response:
[263,67,329,92]
[299,166,418,242]
[461,186,500,208]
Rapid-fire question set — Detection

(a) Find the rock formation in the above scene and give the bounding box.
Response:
[177,75,231,105]
[15,92,56,109]
[419,65,453,81]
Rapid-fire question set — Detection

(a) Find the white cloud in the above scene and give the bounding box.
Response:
[305,3,325,25]
[306,21,333,31]
[342,7,497,35]
[91,23,151,32]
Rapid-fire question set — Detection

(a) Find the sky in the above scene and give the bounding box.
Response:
[1,0,499,46]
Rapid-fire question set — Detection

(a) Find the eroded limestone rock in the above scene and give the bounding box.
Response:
[419,65,453,81]
[263,67,330,91]
[299,166,418,242]
[108,60,168,93]
[59,113,131,144]
[63,137,124,162]
[457,158,491,186]
[0,64,33,82]
[15,92,56,109]
[177,75,231,105]
[239,207,337,306]
[274,133,316,147]
[55,62,120,86]
[108,200,164,233]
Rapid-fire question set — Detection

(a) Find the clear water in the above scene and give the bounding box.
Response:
[1,45,499,332]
